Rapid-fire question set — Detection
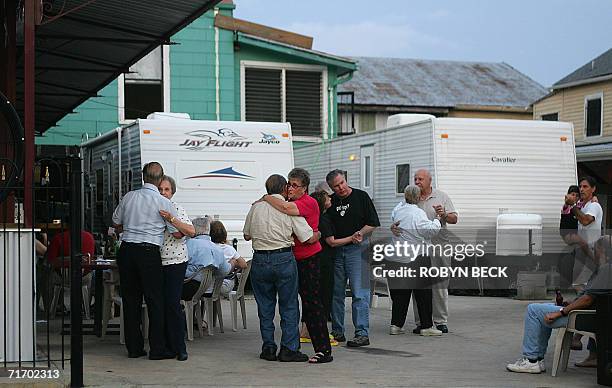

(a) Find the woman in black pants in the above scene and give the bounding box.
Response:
[386,185,443,336]
[158,176,195,361]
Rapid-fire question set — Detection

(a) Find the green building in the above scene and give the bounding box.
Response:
[36,1,356,148]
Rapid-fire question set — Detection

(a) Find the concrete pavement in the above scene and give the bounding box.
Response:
[70,295,600,387]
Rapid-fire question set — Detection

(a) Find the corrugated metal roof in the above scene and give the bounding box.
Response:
[338,57,547,108]
[15,0,221,134]
[553,48,612,89]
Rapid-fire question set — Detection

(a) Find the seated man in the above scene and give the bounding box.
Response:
[43,229,96,313]
[507,235,612,373]
[182,216,238,300]
[47,230,96,269]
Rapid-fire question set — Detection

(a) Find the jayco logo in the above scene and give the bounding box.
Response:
[336,204,350,217]
[259,132,280,144]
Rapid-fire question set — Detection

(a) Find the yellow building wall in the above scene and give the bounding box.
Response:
[533,80,612,142]
[448,109,533,120]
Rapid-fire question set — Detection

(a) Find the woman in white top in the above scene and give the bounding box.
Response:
[158,175,195,361]
[387,185,442,337]
[209,220,247,296]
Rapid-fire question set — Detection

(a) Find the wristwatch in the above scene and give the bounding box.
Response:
[559,307,568,316]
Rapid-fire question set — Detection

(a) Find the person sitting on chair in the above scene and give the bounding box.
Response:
[182,217,239,301]
[209,220,247,298]
[506,235,612,373]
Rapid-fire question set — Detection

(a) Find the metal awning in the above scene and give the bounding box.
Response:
[15,0,221,134]
[576,142,612,161]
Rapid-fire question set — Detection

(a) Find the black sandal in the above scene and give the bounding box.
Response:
[308,352,333,364]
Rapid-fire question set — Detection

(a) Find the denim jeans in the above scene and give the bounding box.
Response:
[522,303,568,359]
[250,251,300,352]
[332,242,370,337]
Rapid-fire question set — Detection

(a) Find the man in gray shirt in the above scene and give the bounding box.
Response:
[112,162,179,360]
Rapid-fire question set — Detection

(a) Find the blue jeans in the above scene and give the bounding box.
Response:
[522,303,568,359]
[250,251,300,352]
[332,242,370,337]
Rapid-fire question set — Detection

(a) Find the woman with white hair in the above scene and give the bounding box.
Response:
[158,175,195,361]
[387,185,442,336]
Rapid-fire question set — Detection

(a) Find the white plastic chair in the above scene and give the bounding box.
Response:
[230,261,252,331]
[551,309,597,376]
[181,267,214,341]
[370,263,391,310]
[203,276,225,335]
[101,267,121,338]
[49,256,93,320]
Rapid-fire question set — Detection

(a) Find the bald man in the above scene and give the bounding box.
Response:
[392,169,458,333]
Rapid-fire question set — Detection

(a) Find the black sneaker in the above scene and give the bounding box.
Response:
[277,346,308,362]
[331,331,346,342]
[436,324,448,334]
[347,336,370,347]
[259,347,277,361]
[412,326,423,334]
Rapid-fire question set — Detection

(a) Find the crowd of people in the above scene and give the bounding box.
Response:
[106,159,608,374]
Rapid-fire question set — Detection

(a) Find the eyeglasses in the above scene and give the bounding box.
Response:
[287,183,304,189]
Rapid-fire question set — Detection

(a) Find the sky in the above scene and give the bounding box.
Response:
[234,0,612,87]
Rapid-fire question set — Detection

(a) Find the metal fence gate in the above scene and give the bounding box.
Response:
[1,156,83,386]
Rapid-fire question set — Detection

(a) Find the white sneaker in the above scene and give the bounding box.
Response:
[539,360,546,372]
[506,357,542,374]
[419,327,442,336]
[389,325,405,335]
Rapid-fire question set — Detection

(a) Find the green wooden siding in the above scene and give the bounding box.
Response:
[36,81,118,145]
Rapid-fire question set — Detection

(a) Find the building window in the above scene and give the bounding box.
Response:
[119,46,170,123]
[585,93,603,137]
[396,164,410,195]
[541,113,559,121]
[241,61,327,139]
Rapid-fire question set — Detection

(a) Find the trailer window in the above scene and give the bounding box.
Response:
[396,164,411,194]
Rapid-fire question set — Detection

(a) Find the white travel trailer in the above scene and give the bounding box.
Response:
[295,114,578,253]
[81,113,294,259]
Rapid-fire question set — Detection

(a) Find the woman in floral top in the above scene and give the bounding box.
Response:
[158,175,195,361]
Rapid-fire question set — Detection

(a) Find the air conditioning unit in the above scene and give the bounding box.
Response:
[496,213,542,256]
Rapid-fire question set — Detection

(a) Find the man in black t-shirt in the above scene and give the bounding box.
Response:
[325,169,380,347]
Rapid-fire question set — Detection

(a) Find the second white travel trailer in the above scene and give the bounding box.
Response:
[81,113,294,259]
[294,114,578,254]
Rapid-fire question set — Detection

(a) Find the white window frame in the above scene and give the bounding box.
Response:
[118,45,171,124]
[240,60,328,142]
[584,92,603,138]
